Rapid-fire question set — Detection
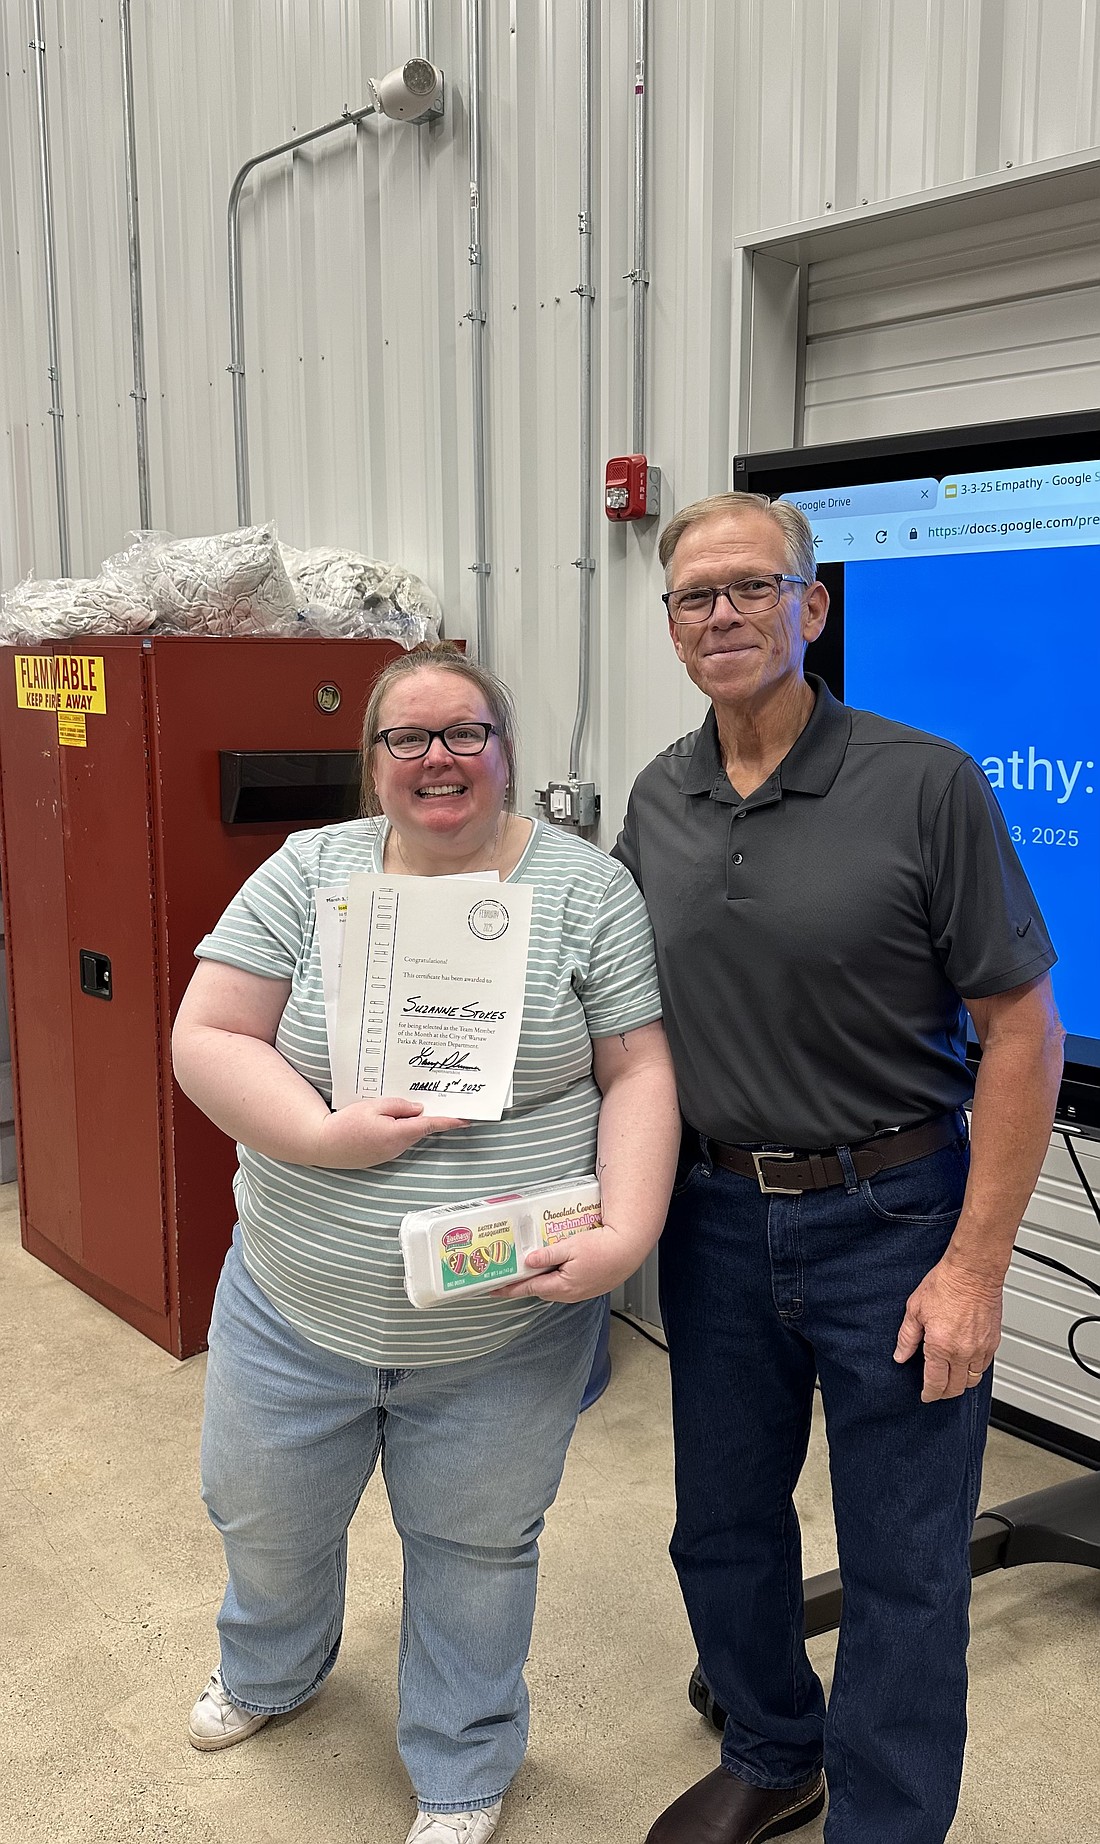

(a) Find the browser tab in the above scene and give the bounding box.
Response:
[782,479,939,519]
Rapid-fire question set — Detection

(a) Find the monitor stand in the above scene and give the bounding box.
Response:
[688,1471,1100,1731]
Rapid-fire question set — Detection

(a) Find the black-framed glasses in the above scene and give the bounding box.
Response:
[372,721,499,760]
[662,574,808,625]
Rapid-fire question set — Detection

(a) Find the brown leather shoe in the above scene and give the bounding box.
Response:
[645,1766,826,1844]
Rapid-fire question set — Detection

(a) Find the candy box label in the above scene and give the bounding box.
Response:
[540,1199,603,1244]
[439,1214,518,1291]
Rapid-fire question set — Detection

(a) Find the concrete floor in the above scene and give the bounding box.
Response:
[4,1186,1099,1844]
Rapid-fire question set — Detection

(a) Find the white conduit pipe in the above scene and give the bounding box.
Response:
[29,0,71,575]
[568,0,596,781]
[119,0,152,529]
[630,0,649,456]
[228,104,378,527]
[465,0,491,662]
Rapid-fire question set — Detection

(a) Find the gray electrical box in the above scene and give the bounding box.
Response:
[534,780,601,831]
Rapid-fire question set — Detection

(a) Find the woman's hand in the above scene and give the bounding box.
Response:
[312,1097,469,1169]
[495,1022,681,1303]
[492,1222,647,1303]
[173,962,469,1167]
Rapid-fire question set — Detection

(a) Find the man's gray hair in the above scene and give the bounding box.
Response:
[657,491,817,590]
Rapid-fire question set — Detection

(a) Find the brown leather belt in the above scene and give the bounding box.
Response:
[705,1112,962,1195]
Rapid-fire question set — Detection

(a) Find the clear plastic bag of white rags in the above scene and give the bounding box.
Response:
[0,573,156,643]
[103,524,300,634]
[280,545,441,648]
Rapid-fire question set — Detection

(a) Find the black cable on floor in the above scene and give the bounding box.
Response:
[610,1307,668,1353]
[1063,1129,1100,1219]
[1007,1132,1100,1382]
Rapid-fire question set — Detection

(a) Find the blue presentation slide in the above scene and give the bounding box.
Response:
[842,547,1100,1042]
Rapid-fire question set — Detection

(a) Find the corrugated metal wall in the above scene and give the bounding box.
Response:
[733,0,1100,231]
[0,0,728,830]
[802,196,1100,442]
[6,1,1100,835]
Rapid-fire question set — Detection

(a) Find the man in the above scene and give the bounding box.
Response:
[613,492,1064,1844]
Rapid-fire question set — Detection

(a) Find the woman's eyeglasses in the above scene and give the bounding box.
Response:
[372,722,498,760]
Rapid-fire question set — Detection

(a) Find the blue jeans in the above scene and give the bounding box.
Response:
[659,1125,991,1844]
[200,1235,603,1814]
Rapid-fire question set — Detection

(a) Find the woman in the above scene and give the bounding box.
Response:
[172,643,679,1844]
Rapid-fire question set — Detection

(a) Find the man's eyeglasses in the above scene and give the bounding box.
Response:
[662,574,808,625]
[372,722,499,760]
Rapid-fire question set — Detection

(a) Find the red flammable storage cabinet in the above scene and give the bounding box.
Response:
[0,634,404,1357]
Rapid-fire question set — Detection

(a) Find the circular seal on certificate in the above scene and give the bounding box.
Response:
[468,898,510,940]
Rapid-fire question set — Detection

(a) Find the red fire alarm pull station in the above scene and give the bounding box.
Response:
[604,453,661,520]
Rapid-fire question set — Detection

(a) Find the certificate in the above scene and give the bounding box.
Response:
[317,871,500,1072]
[330,873,532,1119]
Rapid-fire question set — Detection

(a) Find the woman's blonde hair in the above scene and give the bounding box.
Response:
[359,643,519,816]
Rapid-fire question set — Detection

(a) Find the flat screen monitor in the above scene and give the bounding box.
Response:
[734,409,1100,1134]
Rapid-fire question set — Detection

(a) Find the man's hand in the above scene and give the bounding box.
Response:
[492,1223,647,1304]
[313,1097,469,1169]
[891,975,1061,1404]
[893,1257,1003,1402]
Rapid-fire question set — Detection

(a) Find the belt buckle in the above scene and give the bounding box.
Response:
[751,1149,801,1195]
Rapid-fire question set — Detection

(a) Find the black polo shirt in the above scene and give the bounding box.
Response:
[613,676,1056,1147]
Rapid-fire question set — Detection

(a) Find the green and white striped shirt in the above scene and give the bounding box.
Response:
[195,817,662,1366]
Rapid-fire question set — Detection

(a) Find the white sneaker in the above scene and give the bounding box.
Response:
[188,1668,272,1751]
[404,1802,502,1844]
